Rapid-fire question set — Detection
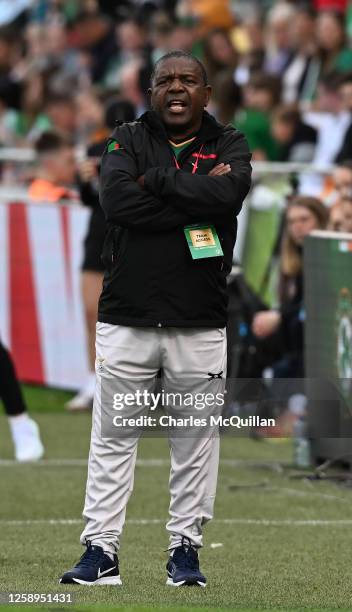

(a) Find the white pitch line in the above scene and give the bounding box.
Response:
[1,518,352,527]
[277,486,351,504]
[0,459,88,467]
[0,458,282,469]
[0,459,165,467]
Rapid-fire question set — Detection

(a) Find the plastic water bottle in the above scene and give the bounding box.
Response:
[293,415,311,468]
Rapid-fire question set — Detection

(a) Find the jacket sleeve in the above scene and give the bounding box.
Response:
[335,123,352,163]
[100,127,193,232]
[143,131,252,219]
[79,178,100,209]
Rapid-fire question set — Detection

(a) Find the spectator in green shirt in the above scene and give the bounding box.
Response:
[233,72,282,161]
[316,10,352,74]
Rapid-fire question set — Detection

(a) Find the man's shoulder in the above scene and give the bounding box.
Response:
[221,122,246,140]
[217,123,251,157]
[110,120,146,142]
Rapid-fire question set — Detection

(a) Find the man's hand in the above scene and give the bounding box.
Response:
[252,311,282,339]
[208,163,231,177]
[137,175,145,188]
[78,159,98,183]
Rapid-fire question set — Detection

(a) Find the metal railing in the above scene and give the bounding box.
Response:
[0,147,336,176]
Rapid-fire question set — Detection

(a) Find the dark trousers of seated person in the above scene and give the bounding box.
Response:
[0,340,27,416]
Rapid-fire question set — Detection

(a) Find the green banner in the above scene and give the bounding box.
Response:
[305,232,352,413]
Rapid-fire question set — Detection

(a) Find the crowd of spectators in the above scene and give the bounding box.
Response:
[0,2,352,202]
[0,0,350,161]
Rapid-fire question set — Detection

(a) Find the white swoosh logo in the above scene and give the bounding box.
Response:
[98,567,114,578]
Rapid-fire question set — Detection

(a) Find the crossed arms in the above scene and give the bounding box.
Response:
[99,127,252,232]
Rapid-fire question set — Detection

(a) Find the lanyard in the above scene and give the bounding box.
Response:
[173,144,204,175]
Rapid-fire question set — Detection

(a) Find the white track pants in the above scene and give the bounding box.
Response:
[80,322,227,553]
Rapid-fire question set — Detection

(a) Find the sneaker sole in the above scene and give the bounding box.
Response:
[166,577,206,588]
[16,449,44,462]
[60,576,122,586]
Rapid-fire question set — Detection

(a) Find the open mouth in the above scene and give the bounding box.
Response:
[166,100,188,114]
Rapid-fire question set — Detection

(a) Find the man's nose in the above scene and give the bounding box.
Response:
[168,78,184,92]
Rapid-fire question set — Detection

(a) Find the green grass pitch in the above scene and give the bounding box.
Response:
[1,385,352,611]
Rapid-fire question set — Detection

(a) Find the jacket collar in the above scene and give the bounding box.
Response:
[138,109,225,143]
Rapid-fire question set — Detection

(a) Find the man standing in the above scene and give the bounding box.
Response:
[60,51,251,587]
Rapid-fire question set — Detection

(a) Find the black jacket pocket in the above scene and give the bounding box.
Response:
[101,226,123,271]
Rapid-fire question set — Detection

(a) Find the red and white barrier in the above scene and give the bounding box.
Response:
[0,200,91,389]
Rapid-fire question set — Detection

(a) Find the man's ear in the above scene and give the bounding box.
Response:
[204,85,212,107]
[147,87,153,107]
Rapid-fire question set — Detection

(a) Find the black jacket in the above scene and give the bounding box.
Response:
[78,140,107,273]
[336,120,352,163]
[98,110,252,328]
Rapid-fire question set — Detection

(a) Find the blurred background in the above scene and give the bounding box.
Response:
[0,0,352,466]
[2,5,352,604]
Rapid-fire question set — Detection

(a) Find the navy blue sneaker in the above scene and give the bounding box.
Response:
[60,542,121,585]
[166,537,206,587]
